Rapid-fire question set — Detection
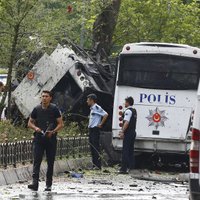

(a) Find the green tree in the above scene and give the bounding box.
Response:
[0,0,39,118]
[113,0,200,53]
[92,0,121,59]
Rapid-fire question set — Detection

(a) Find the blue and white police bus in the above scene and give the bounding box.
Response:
[112,42,200,155]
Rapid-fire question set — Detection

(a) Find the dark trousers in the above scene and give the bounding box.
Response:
[32,134,57,186]
[89,127,101,169]
[121,132,136,172]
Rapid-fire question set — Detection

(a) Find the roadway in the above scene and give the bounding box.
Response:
[0,169,188,200]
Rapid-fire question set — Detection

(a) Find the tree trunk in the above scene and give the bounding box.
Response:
[92,0,121,60]
[0,24,19,120]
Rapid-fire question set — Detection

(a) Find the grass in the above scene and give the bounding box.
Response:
[0,68,8,74]
[0,120,88,143]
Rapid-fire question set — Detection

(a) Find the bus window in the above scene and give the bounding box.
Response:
[117,54,200,90]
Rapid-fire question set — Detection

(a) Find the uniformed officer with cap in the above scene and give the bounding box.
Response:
[87,94,108,170]
[119,96,137,174]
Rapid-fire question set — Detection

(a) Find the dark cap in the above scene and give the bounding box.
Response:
[87,93,97,101]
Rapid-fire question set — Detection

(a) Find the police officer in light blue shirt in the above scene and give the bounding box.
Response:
[87,94,108,170]
[88,104,108,128]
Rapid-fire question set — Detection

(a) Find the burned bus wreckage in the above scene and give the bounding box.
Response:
[12,44,115,128]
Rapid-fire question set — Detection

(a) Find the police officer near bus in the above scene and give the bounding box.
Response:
[87,94,108,170]
[28,90,63,191]
[119,96,137,174]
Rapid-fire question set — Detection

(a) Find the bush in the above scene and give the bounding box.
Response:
[0,121,32,142]
[59,121,88,138]
[0,120,88,142]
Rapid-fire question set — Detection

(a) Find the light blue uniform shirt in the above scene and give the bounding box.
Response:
[88,104,108,128]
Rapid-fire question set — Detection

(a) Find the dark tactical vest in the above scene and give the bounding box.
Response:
[123,108,137,133]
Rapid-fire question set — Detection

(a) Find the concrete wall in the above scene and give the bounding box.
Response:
[0,157,92,186]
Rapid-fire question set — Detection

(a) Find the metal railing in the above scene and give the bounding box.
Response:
[0,136,90,169]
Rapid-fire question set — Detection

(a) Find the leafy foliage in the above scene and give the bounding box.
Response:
[0,120,87,142]
[0,120,32,142]
[113,0,200,53]
[1,0,199,67]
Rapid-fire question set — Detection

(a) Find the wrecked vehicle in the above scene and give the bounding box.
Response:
[12,44,115,130]
[12,43,118,164]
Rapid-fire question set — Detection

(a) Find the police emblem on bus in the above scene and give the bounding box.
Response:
[146,107,168,129]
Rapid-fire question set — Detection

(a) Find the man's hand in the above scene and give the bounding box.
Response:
[98,114,108,129]
[28,117,42,133]
[98,124,103,129]
[45,131,55,138]
[35,127,42,133]
[119,131,124,139]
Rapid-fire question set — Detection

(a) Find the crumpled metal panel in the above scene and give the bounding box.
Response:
[12,44,114,120]
[12,45,77,118]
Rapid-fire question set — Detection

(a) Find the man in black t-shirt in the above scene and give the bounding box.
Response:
[28,90,63,191]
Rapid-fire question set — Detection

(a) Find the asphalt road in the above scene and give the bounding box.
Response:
[0,169,189,200]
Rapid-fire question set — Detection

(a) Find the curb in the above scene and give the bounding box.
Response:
[0,157,92,186]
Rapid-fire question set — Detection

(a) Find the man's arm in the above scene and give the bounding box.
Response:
[119,121,129,139]
[53,117,64,133]
[122,121,129,133]
[46,117,64,138]
[98,113,109,128]
[119,109,132,139]
[28,117,41,133]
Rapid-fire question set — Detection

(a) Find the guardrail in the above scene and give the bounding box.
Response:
[0,136,90,169]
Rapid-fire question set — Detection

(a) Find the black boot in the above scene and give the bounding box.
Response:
[44,186,52,192]
[44,179,52,192]
[28,181,38,191]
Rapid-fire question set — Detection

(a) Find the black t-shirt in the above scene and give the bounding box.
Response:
[31,103,61,132]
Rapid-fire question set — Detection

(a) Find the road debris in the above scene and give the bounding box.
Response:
[0,168,189,200]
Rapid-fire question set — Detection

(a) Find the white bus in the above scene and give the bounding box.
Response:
[0,74,7,85]
[112,42,200,155]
